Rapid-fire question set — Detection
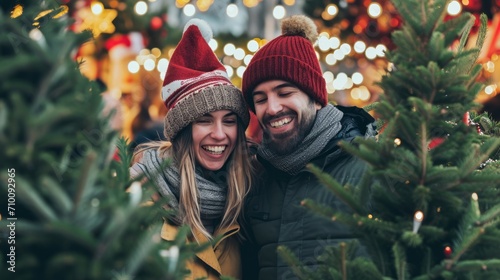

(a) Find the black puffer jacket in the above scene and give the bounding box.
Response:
[242,106,376,280]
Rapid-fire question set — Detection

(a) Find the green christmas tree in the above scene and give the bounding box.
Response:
[0,2,202,279]
[284,0,500,279]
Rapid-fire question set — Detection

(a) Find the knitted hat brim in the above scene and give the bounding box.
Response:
[164,84,250,141]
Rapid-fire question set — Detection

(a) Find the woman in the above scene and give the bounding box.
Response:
[130,19,252,279]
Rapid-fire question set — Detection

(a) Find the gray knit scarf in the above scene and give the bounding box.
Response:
[258,104,344,175]
[131,148,227,225]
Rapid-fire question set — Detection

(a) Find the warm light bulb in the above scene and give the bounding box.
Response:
[352,72,363,85]
[134,1,148,15]
[247,40,259,52]
[209,39,218,51]
[224,65,234,77]
[318,35,330,52]
[325,54,337,65]
[91,2,104,15]
[143,58,155,71]
[323,71,334,83]
[485,85,497,95]
[394,138,401,146]
[236,66,246,78]
[226,3,239,18]
[447,0,462,16]
[472,193,478,201]
[157,58,169,72]
[128,61,140,73]
[367,2,382,18]
[326,4,338,16]
[234,48,246,60]
[358,86,370,101]
[223,43,236,56]
[354,41,366,53]
[183,4,196,16]
[413,210,424,233]
[273,5,286,19]
[243,54,253,65]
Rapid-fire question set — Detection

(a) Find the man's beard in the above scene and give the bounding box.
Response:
[263,103,317,155]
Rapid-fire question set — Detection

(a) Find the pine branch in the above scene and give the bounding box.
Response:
[40,175,73,213]
[306,163,365,215]
[122,223,163,277]
[449,195,483,268]
[277,245,321,280]
[392,242,408,280]
[73,151,98,212]
[476,204,500,226]
[456,14,476,54]
[453,259,500,272]
[15,175,58,221]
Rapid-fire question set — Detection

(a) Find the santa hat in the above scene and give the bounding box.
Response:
[242,15,327,112]
[162,18,249,140]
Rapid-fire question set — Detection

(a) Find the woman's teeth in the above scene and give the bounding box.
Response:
[203,146,226,154]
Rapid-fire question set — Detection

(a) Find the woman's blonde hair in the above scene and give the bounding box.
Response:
[134,118,252,241]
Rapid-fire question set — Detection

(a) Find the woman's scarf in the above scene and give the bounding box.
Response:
[130,149,227,225]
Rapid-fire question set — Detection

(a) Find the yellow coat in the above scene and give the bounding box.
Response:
[161,221,242,280]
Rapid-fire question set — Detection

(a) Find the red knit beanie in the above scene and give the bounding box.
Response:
[162,19,249,140]
[242,15,327,112]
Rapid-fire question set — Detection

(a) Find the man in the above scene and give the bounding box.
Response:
[241,15,376,280]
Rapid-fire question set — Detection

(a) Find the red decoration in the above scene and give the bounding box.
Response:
[428,137,445,150]
[150,16,163,31]
[104,34,131,51]
[444,246,452,258]
[463,111,470,126]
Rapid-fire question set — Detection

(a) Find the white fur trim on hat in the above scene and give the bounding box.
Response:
[161,70,230,102]
[183,18,212,43]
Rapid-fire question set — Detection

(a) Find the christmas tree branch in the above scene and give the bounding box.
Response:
[277,246,319,280]
[392,242,408,280]
[306,163,364,215]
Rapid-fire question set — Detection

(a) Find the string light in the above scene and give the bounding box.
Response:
[323,72,335,83]
[157,58,169,72]
[272,4,286,20]
[394,138,401,146]
[243,0,259,8]
[412,211,424,233]
[233,48,246,60]
[326,4,339,17]
[368,2,382,18]
[223,43,236,56]
[196,0,213,12]
[208,39,218,51]
[226,3,239,17]
[143,58,155,71]
[134,1,148,15]
[91,2,104,15]
[183,4,196,16]
[352,72,363,85]
[447,0,462,16]
[247,40,259,52]
[128,61,140,73]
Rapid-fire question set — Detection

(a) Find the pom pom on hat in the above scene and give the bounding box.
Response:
[183,18,213,43]
[242,15,327,112]
[161,18,249,140]
[281,15,318,43]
